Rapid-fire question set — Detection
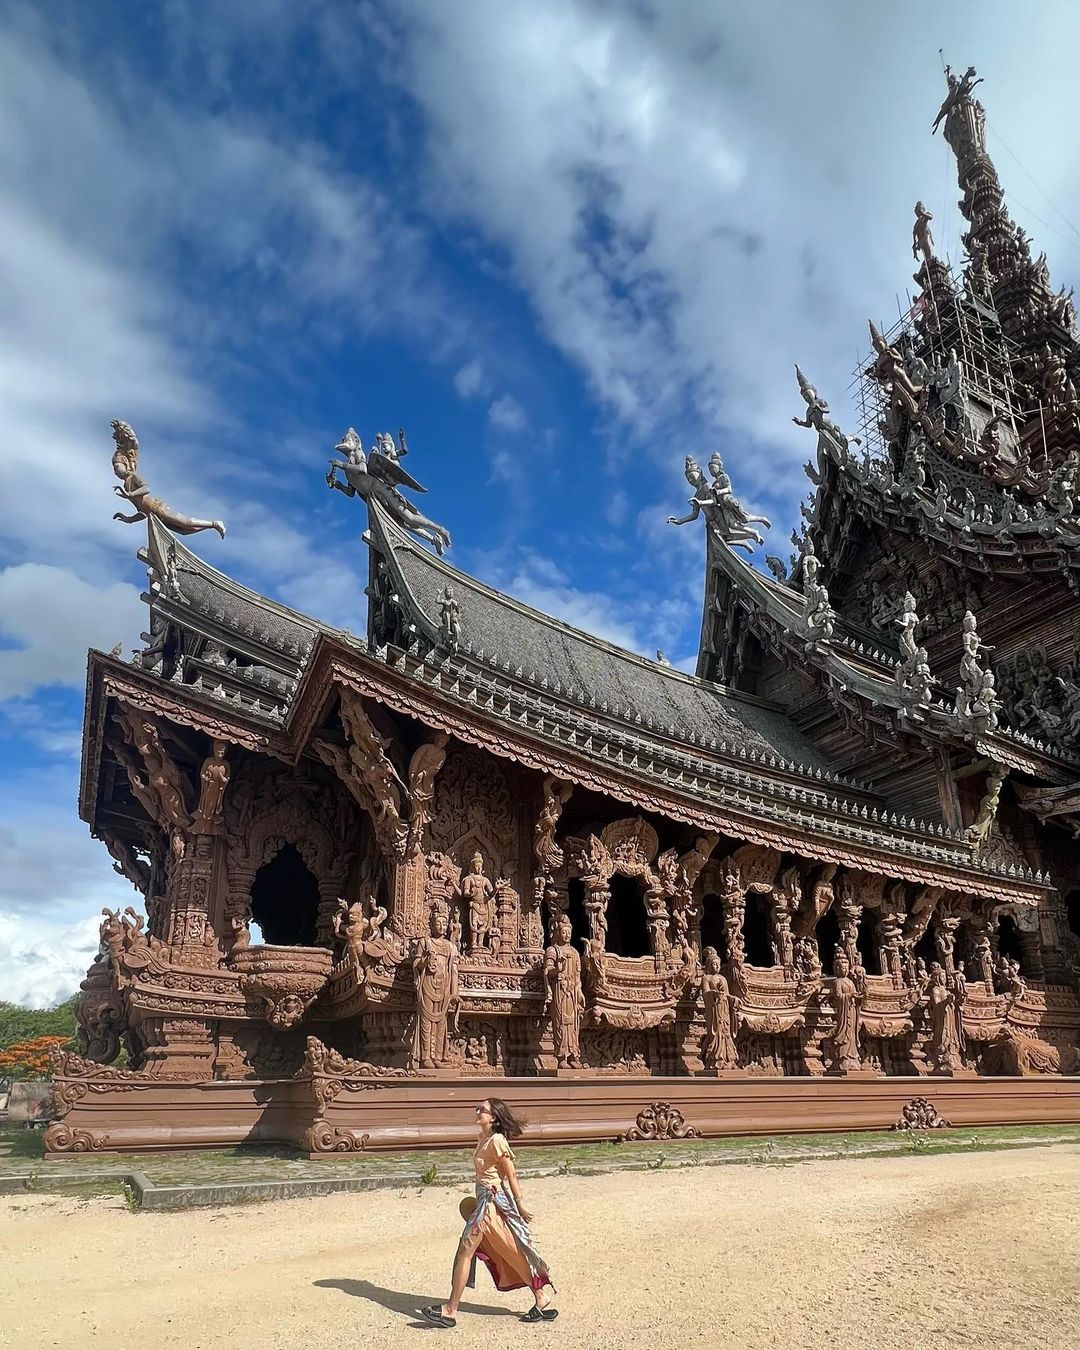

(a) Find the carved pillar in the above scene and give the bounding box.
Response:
[934,914,961,977]
[393,852,429,941]
[165,832,222,964]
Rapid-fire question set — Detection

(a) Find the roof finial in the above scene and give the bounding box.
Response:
[326,425,452,556]
[110,420,226,540]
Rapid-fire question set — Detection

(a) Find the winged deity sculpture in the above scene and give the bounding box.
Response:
[110,421,225,538]
[667,452,770,553]
[326,426,452,556]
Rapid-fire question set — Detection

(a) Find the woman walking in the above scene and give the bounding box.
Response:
[420,1098,557,1328]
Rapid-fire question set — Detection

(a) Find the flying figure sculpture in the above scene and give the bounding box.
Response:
[326,427,452,556]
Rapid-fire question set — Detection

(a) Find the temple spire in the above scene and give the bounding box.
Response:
[932,63,1059,347]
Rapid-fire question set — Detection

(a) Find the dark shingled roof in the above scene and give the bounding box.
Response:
[370,504,831,771]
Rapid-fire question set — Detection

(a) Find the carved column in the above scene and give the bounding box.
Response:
[836,894,862,971]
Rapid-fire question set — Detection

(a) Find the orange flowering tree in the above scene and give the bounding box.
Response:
[0,1035,71,1080]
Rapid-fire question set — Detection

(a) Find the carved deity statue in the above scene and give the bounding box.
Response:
[912,201,935,263]
[193,740,230,830]
[926,963,964,1074]
[440,586,461,649]
[667,453,770,553]
[405,731,449,858]
[411,903,460,1069]
[700,946,739,1072]
[828,949,863,1074]
[954,612,1000,733]
[770,866,799,968]
[461,851,495,953]
[792,366,861,459]
[110,420,226,539]
[121,714,191,832]
[544,914,585,1068]
[868,321,927,423]
[326,426,452,555]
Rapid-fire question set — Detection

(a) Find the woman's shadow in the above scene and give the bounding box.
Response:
[314,1278,518,1326]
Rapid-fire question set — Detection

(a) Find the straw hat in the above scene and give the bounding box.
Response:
[458,1195,477,1222]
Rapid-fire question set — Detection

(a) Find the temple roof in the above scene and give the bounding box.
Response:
[367,502,829,771]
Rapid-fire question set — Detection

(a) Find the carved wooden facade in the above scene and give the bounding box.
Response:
[53,65,1080,1154]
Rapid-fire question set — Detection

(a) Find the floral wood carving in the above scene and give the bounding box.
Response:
[891,1097,951,1130]
[617,1101,702,1143]
[305,1122,371,1153]
[41,1123,111,1154]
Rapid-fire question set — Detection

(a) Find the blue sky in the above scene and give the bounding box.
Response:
[1,0,1077,1006]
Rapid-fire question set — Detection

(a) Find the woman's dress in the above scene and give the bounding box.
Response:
[460,1133,553,1294]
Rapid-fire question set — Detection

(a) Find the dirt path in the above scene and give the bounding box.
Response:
[1,1143,1076,1349]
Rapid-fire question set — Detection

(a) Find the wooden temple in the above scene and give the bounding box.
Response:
[50,66,1080,1155]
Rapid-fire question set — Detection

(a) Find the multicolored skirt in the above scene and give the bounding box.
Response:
[460,1184,554,1294]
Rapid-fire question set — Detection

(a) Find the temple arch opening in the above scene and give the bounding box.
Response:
[857,909,880,975]
[564,878,588,952]
[1065,890,1080,942]
[996,912,1025,971]
[742,892,773,967]
[250,843,320,947]
[913,925,937,971]
[699,893,725,957]
[606,874,650,958]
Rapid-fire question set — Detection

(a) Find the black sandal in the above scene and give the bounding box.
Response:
[419,1304,457,1328]
[521,1306,559,1323]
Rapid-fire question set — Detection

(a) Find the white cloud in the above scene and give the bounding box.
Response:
[392,0,1080,520]
[0,564,145,701]
[454,359,487,399]
[0,910,102,1010]
[488,393,527,431]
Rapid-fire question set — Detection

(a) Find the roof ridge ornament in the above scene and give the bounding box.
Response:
[326,424,452,556]
[110,420,226,540]
[667,452,770,555]
[792,367,861,473]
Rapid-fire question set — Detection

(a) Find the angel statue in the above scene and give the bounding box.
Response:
[110,421,226,538]
[668,453,770,554]
[792,367,860,462]
[326,427,452,556]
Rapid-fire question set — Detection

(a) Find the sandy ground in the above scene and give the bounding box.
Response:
[1,1143,1076,1350]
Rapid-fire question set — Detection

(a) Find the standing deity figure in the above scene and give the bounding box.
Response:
[829,950,863,1074]
[110,420,226,538]
[912,201,935,263]
[896,592,919,665]
[543,914,585,1068]
[700,947,740,1072]
[411,903,460,1069]
[405,732,449,858]
[440,586,461,649]
[461,851,495,953]
[792,366,861,458]
[193,740,230,829]
[926,963,964,1074]
[770,866,799,969]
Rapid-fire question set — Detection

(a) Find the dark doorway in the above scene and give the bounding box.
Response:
[815,908,841,975]
[1065,891,1080,942]
[606,874,650,958]
[913,926,938,971]
[250,844,320,946]
[564,879,588,953]
[996,912,1025,971]
[700,893,725,959]
[743,892,773,967]
[857,910,879,975]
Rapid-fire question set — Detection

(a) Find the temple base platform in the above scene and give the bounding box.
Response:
[43,1072,1080,1157]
